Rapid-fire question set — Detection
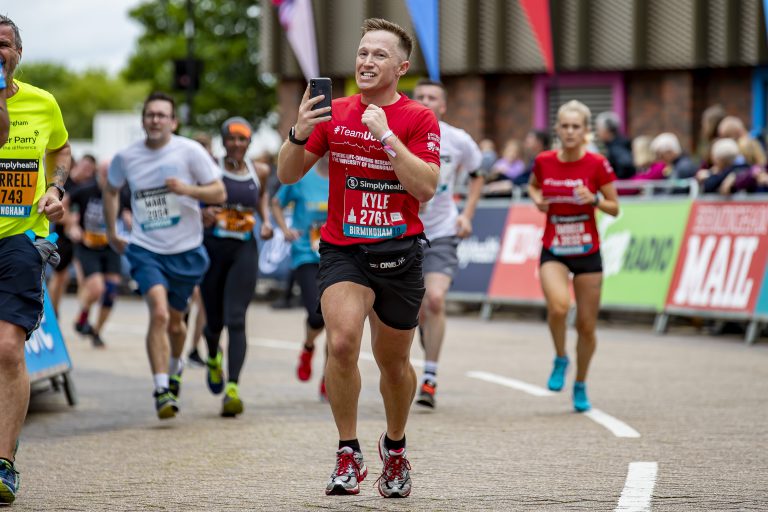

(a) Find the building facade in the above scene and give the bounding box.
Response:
[260,0,768,154]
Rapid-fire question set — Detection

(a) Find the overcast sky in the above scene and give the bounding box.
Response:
[5,1,143,74]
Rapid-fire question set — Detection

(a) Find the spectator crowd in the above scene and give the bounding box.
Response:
[476,104,768,198]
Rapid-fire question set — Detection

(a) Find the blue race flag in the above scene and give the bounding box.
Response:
[406,0,440,82]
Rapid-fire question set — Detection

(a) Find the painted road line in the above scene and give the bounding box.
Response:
[584,408,641,438]
[466,371,556,397]
[247,337,424,368]
[615,462,658,511]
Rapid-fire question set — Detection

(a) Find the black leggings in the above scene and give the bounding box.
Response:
[201,235,259,384]
[295,263,324,329]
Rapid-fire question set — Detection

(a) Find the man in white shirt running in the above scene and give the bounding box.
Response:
[103,92,226,419]
[413,79,483,408]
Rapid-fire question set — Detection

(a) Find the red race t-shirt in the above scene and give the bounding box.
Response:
[305,93,441,246]
[533,150,616,256]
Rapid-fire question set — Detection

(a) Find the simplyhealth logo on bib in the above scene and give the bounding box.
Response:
[0,158,40,217]
[342,176,408,239]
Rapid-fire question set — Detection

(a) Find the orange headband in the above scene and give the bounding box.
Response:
[227,122,252,139]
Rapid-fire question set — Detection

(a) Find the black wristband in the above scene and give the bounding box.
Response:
[592,194,600,207]
[47,183,65,200]
[289,126,308,146]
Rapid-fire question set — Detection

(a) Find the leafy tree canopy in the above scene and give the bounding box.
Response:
[124,0,275,132]
[14,62,149,139]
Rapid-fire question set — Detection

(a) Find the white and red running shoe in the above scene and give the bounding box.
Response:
[376,433,412,498]
[325,446,367,495]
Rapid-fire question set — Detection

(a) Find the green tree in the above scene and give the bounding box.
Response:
[124,0,275,131]
[15,62,149,139]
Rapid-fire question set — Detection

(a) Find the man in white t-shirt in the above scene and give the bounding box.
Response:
[103,92,226,419]
[413,80,483,408]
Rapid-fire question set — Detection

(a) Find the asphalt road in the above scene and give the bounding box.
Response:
[12,296,768,511]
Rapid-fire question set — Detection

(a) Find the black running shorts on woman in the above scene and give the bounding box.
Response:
[317,238,425,330]
[540,247,603,275]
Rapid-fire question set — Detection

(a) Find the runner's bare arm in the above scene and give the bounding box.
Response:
[456,174,485,238]
[253,161,272,223]
[38,142,72,221]
[101,183,120,243]
[165,178,226,204]
[361,104,438,202]
[527,173,548,213]
[253,161,274,239]
[596,181,619,216]
[380,133,438,202]
[270,196,298,242]
[44,142,71,188]
[277,86,328,184]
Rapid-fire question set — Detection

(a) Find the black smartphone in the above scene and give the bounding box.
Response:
[310,77,332,114]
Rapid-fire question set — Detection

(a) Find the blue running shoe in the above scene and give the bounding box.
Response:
[206,351,224,395]
[547,356,569,391]
[0,458,19,505]
[573,381,591,412]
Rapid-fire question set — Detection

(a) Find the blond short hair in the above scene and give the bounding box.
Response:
[557,100,592,128]
[711,138,740,165]
[361,18,413,60]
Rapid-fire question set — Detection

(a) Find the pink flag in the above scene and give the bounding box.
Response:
[272,0,319,80]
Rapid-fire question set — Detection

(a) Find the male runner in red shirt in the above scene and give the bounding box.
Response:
[277,17,440,498]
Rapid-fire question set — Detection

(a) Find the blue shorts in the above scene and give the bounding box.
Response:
[125,244,209,312]
[0,234,46,339]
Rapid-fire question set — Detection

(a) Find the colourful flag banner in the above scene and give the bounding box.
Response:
[405,0,440,81]
[272,0,319,80]
[519,0,555,74]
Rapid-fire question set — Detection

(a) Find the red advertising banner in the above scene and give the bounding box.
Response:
[665,201,768,314]
[488,204,547,302]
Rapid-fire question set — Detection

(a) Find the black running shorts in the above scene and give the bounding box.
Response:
[0,234,46,339]
[317,239,425,330]
[540,247,603,275]
[74,244,123,277]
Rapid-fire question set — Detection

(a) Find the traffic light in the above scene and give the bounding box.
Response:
[173,59,203,91]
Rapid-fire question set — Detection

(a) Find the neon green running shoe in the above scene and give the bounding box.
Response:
[0,458,19,505]
[206,351,224,395]
[169,368,183,399]
[221,382,243,417]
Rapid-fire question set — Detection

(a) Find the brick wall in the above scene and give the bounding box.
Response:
[627,71,694,152]
[277,68,756,155]
[484,75,534,149]
[443,76,486,143]
[626,68,754,154]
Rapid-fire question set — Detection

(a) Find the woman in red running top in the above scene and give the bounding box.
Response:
[527,100,619,412]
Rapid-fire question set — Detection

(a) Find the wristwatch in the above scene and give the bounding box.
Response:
[592,194,600,207]
[47,183,65,200]
[288,126,308,146]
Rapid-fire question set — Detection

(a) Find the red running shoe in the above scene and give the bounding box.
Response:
[296,347,314,381]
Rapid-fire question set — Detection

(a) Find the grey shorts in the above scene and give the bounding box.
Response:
[423,236,460,279]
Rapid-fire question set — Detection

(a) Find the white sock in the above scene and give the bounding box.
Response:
[169,357,184,375]
[153,373,169,391]
[423,361,438,383]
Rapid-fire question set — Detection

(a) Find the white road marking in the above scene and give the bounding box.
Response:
[247,337,423,368]
[615,462,658,511]
[466,371,556,397]
[466,371,642,438]
[101,327,425,368]
[584,409,641,438]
